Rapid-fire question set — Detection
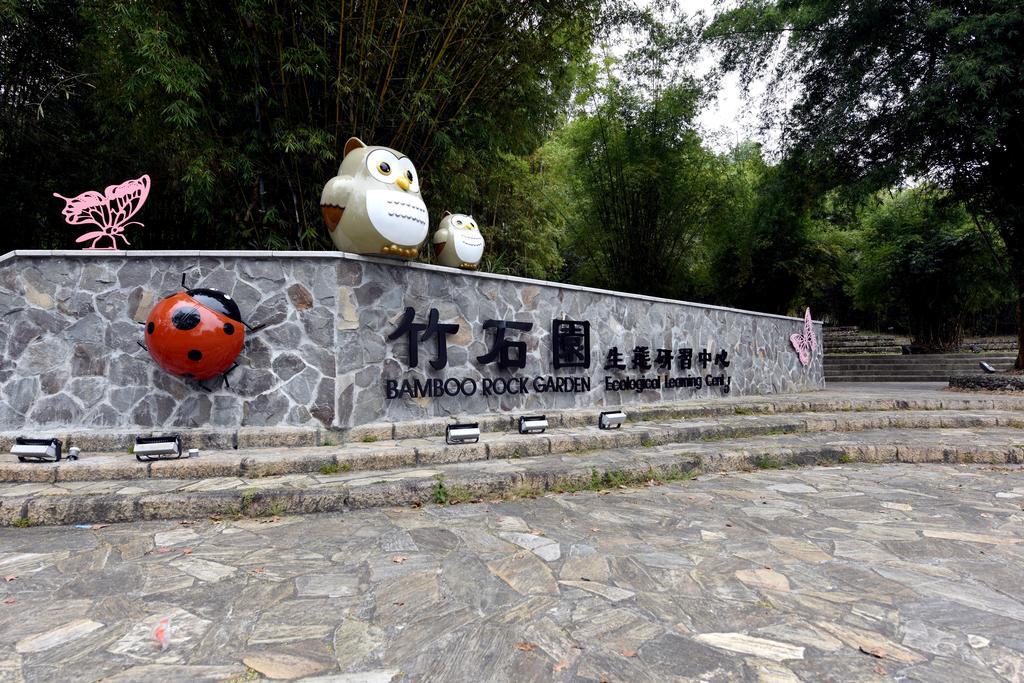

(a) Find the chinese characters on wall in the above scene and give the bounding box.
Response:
[383,307,732,400]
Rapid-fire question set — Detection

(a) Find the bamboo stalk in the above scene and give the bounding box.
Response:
[335,0,345,138]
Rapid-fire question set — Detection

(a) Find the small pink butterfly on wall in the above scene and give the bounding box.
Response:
[790,307,817,367]
[53,174,150,250]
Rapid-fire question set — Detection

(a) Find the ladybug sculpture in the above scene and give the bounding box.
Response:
[142,275,249,385]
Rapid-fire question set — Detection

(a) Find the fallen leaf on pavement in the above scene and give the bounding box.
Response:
[622,650,637,658]
[392,555,407,564]
[874,665,888,675]
[516,642,537,652]
[181,548,193,555]
[3,576,16,583]
[2,598,14,605]
[553,661,569,672]
[154,547,172,554]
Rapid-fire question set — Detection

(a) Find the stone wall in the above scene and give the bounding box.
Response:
[0,250,824,432]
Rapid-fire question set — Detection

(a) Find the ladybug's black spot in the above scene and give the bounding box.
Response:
[223,322,235,335]
[188,349,203,362]
[146,322,155,334]
[182,373,195,379]
[172,306,201,331]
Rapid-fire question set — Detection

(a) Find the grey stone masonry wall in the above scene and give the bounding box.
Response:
[0,250,823,432]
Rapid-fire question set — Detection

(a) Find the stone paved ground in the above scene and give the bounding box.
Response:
[2,463,1024,682]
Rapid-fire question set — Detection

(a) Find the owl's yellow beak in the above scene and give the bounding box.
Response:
[395,176,411,191]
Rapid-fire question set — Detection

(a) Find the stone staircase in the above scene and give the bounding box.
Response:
[823,325,903,354]
[3,386,1024,526]
[961,335,1020,353]
[825,352,1018,382]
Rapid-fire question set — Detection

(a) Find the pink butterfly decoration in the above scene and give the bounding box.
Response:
[790,307,817,367]
[53,174,150,250]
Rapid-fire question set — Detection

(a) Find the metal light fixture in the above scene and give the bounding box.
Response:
[134,435,185,461]
[445,423,480,445]
[980,361,998,374]
[11,437,63,462]
[518,415,548,435]
[598,410,626,430]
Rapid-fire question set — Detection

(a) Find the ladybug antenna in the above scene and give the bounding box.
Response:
[181,272,188,290]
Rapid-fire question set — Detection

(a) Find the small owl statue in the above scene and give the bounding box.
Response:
[320,137,429,259]
[433,212,485,270]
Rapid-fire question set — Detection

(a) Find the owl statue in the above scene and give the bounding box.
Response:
[433,212,485,270]
[320,137,429,259]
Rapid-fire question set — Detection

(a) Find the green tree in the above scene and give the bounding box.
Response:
[853,188,1011,351]
[1,0,603,260]
[560,81,726,299]
[0,1,116,249]
[708,0,1024,367]
[435,147,570,280]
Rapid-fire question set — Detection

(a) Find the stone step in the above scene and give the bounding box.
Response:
[3,408,1023,486]
[825,358,1019,381]
[4,425,1022,526]
[825,344,904,352]
[825,335,901,343]
[825,354,1016,365]
[961,342,1019,352]
[827,367,1015,372]
[825,333,900,339]
[826,376,969,382]
[826,368,1015,377]
[5,385,1019,455]
[825,349,905,355]
[826,376,980,382]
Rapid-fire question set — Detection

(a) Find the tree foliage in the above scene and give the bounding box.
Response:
[1,0,602,256]
[560,81,727,298]
[853,188,1011,351]
[708,0,1024,365]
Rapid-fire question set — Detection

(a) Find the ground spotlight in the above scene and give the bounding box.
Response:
[980,361,998,374]
[134,435,186,461]
[518,415,548,435]
[445,423,480,445]
[598,410,626,430]
[11,437,63,462]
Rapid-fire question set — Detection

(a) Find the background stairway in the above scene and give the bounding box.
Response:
[825,352,1018,382]
[823,325,903,354]
[961,336,1020,353]
[823,324,1018,382]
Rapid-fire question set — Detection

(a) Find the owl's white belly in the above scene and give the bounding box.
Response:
[452,232,485,263]
[365,190,429,247]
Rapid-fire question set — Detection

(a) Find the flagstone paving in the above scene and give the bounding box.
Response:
[1,463,1023,681]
